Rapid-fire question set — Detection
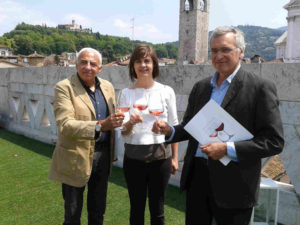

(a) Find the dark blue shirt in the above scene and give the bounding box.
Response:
[77,74,110,147]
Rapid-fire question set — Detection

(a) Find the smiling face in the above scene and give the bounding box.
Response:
[129,44,159,82]
[76,50,102,86]
[133,55,154,81]
[210,32,244,79]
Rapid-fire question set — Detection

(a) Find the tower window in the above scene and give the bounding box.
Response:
[185,0,190,11]
[200,0,205,11]
[185,0,194,11]
[200,0,207,12]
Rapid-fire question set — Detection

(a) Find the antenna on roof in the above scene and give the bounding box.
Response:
[130,18,135,41]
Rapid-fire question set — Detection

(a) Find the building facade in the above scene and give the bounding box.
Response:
[178,0,209,65]
[0,45,11,57]
[275,0,300,62]
[57,20,92,34]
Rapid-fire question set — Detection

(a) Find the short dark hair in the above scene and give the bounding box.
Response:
[129,44,159,81]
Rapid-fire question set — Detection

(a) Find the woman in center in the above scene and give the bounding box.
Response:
[121,44,179,225]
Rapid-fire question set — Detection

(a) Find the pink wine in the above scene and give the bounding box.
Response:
[117,107,130,113]
[149,110,163,117]
[133,104,148,111]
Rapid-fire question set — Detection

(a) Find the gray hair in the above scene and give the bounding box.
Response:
[209,26,246,51]
[76,47,102,66]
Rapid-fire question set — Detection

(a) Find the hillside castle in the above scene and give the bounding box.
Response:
[57,20,92,34]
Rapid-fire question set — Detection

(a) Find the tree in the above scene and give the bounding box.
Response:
[55,39,76,54]
[95,32,101,40]
[154,45,168,58]
[102,43,114,62]
[54,54,60,65]
[0,37,16,50]
[165,44,178,59]
[14,35,34,55]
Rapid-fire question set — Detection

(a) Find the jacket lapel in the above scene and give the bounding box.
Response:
[98,77,114,114]
[201,81,213,108]
[195,78,213,112]
[221,69,244,109]
[71,75,96,118]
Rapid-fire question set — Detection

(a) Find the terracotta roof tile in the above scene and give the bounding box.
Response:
[261,155,290,184]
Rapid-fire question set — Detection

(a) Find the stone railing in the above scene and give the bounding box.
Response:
[0,64,300,223]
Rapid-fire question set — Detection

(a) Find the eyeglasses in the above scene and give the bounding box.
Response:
[210,47,238,55]
[79,60,99,68]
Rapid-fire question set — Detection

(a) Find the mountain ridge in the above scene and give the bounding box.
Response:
[169,25,286,61]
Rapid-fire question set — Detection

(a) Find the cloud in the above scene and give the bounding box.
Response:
[113,18,173,43]
[114,19,130,30]
[0,0,55,35]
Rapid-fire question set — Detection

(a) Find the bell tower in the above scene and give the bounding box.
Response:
[178,0,210,65]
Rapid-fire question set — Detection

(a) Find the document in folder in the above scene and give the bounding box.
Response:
[184,99,253,166]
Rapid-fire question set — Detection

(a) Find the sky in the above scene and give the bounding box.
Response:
[0,0,290,44]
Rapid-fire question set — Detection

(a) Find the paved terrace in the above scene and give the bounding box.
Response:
[0,64,299,224]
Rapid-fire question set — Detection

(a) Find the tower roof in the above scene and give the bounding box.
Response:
[284,0,300,9]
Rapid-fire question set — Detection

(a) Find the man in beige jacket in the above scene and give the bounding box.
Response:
[49,47,124,225]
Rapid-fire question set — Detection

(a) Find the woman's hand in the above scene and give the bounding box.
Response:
[128,113,143,125]
[170,157,178,174]
[121,113,143,135]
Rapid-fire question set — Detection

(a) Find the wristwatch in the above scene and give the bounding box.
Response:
[95,120,102,132]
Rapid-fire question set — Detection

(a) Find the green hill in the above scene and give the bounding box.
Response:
[237,25,285,61]
[0,23,177,63]
[0,23,285,63]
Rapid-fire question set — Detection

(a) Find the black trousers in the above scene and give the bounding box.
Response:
[62,149,110,225]
[123,156,171,225]
[185,157,253,225]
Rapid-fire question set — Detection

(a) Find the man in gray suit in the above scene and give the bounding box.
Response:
[153,26,284,225]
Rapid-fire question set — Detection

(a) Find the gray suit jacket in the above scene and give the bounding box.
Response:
[173,68,284,208]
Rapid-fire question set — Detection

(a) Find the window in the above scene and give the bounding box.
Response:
[200,0,204,11]
[185,0,190,11]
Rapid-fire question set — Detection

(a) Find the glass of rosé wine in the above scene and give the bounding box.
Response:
[131,90,148,131]
[116,89,131,131]
[132,90,148,115]
[148,91,164,135]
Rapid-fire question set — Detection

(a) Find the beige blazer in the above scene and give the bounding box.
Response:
[49,74,116,187]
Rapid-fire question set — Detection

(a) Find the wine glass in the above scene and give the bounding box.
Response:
[209,122,234,142]
[148,91,164,135]
[132,90,148,131]
[133,90,148,115]
[116,89,131,131]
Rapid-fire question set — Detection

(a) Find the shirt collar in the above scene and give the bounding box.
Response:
[77,73,100,93]
[210,64,241,88]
